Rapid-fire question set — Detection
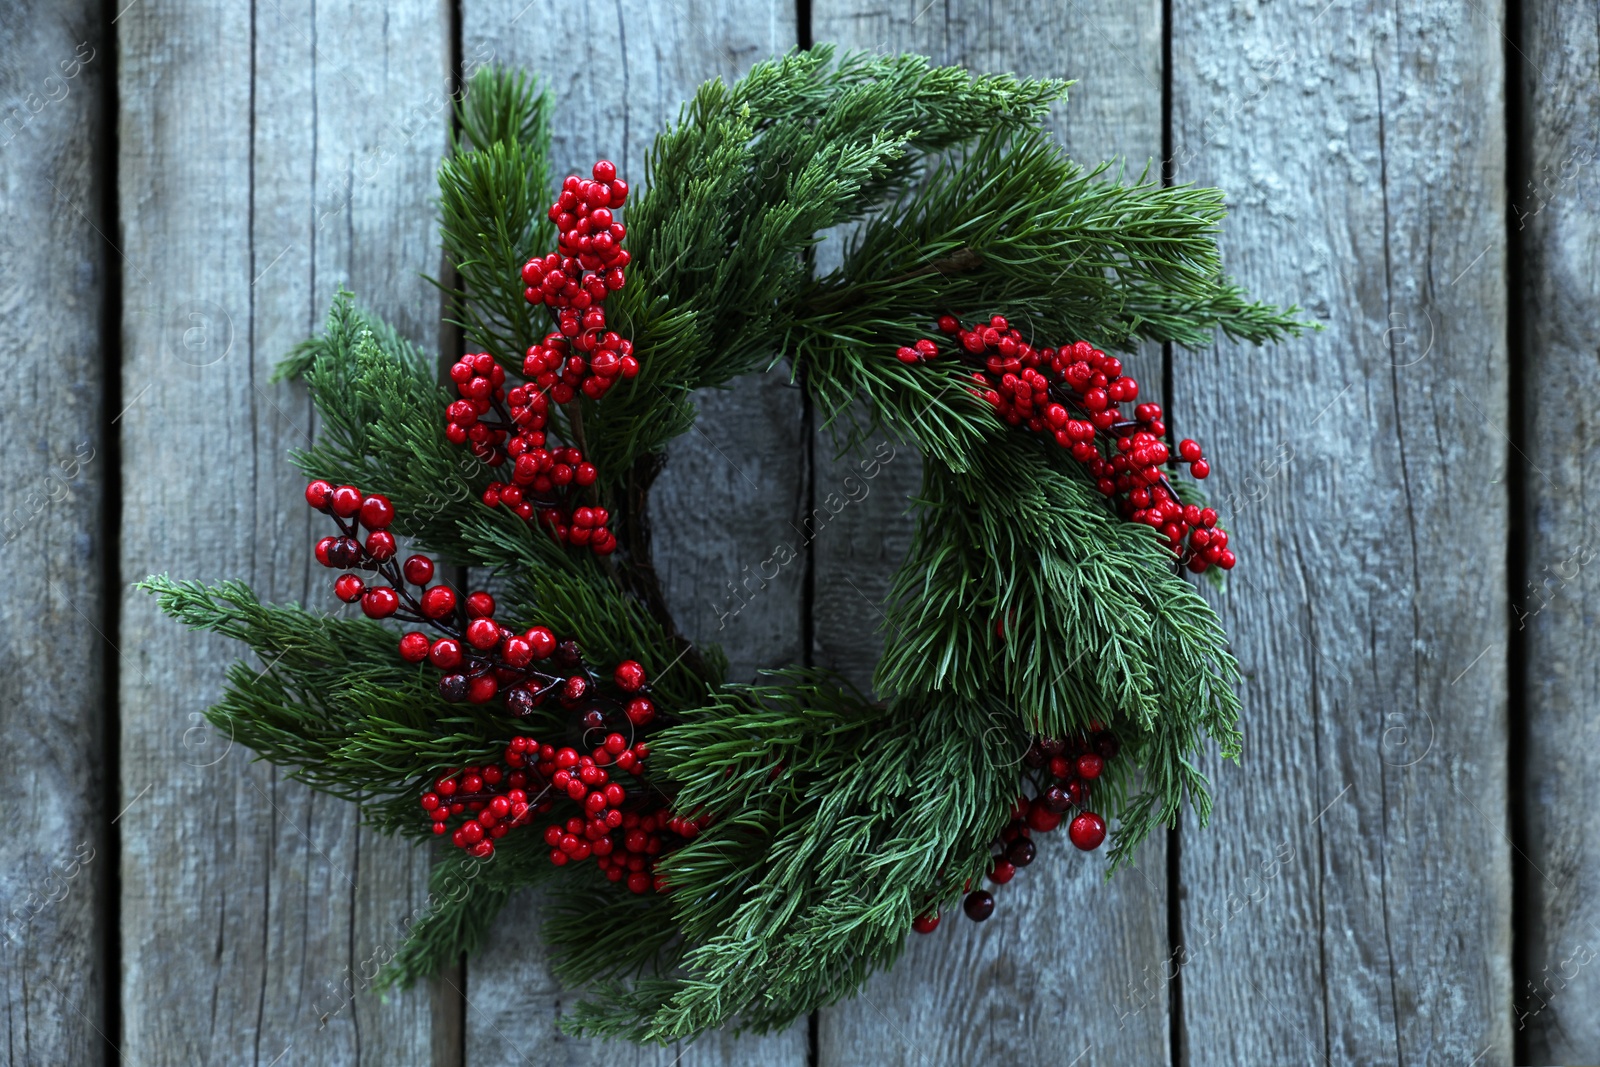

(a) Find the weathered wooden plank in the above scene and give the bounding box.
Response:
[1170,2,1511,1063]
[1519,2,1600,1060]
[810,5,1172,1066]
[459,3,809,1063]
[118,2,451,1063]
[0,5,107,1064]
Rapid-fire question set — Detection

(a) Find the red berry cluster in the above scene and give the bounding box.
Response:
[442,351,616,556]
[524,160,630,310]
[542,771,707,895]
[523,309,639,403]
[482,449,617,556]
[305,478,643,707]
[423,755,546,858]
[421,732,703,888]
[519,161,637,402]
[913,729,1117,933]
[308,479,418,618]
[903,316,1236,574]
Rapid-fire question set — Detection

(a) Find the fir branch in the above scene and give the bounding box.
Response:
[437,66,556,363]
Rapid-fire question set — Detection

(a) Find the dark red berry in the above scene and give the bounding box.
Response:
[438,674,468,702]
[963,890,995,922]
[912,911,941,934]
[1007,838,1036,867]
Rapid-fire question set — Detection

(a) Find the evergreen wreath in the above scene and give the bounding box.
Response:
[144,49,1303,1042]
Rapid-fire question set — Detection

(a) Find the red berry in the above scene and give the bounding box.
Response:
[403,554,434,585]
[334,574,365,602]
[625,697,655,726]
[429,638,463,669]
[502,635,533,667]
[912,910,941,934]
[466,617,500,650]
[525,626,556,659]
[420,585,457,619]
[467,674,498,704]
[592,160,616,183]
[989,861,1016,884]
[365,530,396,560]
[361,586,399,619]
[398,632,430,662]
[1069,812,1107,851]
[1027,801,1063,833]
[314,536,336,567]
[466,591,496,618]
[1178,439,1202,462]
[1190,459,1210,479]
[613,660,646,692]
[1076,753,1104,780]
[329,485,363,518]
[305,480,334,510]
[359,494,394,529]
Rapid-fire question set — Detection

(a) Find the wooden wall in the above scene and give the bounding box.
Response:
[0,0,1587,1063]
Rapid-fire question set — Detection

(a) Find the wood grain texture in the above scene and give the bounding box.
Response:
[1170,2,1512,1063]
[459,3,808,1063]
[809,4,1173,1065]
[117,2,451,1063]
[0,5,107,1064]
[1519,1,1600,1060]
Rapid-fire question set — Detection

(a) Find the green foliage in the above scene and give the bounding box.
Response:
[147,45,1304,1044]
[438,67,556,363]
[559,676,1020,1040]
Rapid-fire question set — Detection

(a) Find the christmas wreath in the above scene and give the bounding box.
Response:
[145,49,1302,1041]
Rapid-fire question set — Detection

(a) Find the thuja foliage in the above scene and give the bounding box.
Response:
[146,48,1302,1042]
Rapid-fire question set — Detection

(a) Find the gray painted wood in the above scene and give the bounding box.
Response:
[459,3,809,1063]
[118,2,451,1063]
[810,4,1173,1065]
[1170,3,1512,1063]
[0,5,107,1064]
[1519,2,1600,1060]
